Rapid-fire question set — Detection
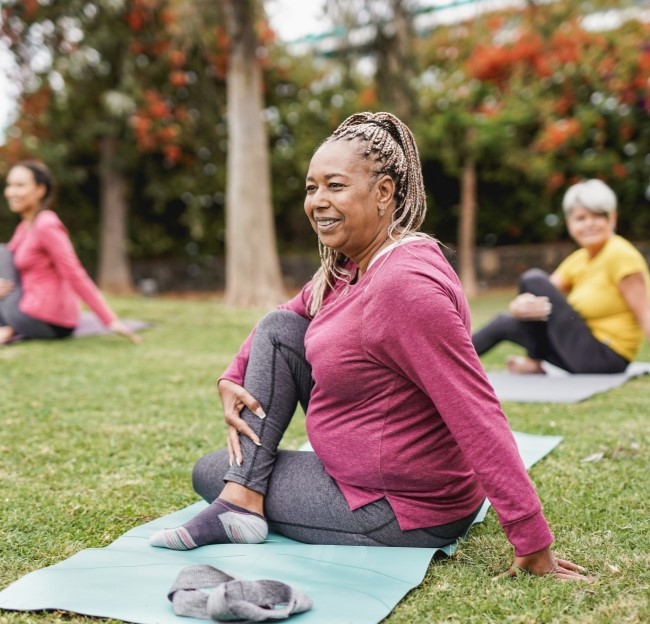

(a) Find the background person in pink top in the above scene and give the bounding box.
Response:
[0,160,140,345]
[151,112,587,581]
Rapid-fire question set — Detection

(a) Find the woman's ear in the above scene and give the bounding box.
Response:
[610,211,618,230]
[376,174,395,209]
[36,183,48,204]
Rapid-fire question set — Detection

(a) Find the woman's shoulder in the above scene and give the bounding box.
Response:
[388,236,451,271]
[606,235,647,262]
[368,236,458,291]
[32,210,68,235]
[33,209,64,228]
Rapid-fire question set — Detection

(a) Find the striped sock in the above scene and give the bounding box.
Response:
[149,499,268,550]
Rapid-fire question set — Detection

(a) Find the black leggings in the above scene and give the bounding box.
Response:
[472,268,629,374]
[193,310,481,547]
[0,245,73,339]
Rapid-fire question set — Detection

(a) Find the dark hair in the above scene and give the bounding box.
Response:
[12,160,55,207]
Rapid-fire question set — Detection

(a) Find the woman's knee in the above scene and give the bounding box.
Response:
[191,450,230,503]
[255,310,309,348]
[519,268,551,294]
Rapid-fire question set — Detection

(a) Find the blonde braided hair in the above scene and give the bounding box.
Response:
[308,112,428,316]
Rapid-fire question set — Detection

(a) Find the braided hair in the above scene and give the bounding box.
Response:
[308,112,428,316]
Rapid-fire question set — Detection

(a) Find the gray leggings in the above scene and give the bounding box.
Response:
[192,310,481,548]
[0,245,72,339]
[472,268,629,374]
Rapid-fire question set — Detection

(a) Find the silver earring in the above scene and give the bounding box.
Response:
[378,208,386,217]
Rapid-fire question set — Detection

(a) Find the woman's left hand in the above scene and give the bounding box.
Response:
[0,278,15,299]
[507,546,590,581]
[109,319,142,344]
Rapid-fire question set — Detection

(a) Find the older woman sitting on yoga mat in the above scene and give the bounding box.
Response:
[151,112,587,580]
[473,179,650,374]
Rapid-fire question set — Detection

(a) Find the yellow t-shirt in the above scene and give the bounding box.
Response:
[554,235,649,361]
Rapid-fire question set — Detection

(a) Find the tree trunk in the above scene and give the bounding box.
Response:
[375,0,415,122]
[97,135,133,294]
[458,144,478,298]
[223,0,286,307]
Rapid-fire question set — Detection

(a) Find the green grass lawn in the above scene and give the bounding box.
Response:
[1,291,648,624]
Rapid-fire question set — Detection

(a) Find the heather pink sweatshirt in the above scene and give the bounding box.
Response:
[222,239,553,556]
[8,210,116,328]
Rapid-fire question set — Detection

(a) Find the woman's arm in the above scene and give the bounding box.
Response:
[549,270,569,292]
[36,213,139,342]
[619,272,650,341]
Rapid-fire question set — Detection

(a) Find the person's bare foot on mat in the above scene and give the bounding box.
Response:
[506,355,545,374]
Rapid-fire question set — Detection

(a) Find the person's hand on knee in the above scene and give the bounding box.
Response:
[509,293,552,321]
[217,379,266,467]
[0,278,15,299]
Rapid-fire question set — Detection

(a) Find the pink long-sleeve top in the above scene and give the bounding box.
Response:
[8,210,117,328]
[222,238,553,556]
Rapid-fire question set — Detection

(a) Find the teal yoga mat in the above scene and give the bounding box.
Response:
[0,431,562,624]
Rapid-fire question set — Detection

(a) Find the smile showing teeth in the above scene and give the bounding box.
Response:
[316,219,338,226]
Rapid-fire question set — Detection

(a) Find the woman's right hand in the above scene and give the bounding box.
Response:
[0,278,15,299]
[509,293,552,321]
[217,378,266,467]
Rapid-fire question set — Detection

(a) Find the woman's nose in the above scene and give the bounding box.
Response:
[311,186,330,206]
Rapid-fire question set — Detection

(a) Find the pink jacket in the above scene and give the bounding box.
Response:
[8,210,116,328]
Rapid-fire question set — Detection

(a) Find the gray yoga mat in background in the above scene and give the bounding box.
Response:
[72,312,152,337]
[486,361,650,403]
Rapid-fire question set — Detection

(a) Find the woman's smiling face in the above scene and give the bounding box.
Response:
[4,165,46,219]
[304,140,391,265]
[566,204,616,256]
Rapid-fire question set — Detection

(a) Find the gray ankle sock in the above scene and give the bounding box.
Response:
[149,499,268,550]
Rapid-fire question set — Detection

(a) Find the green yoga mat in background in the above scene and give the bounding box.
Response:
[0,431,562,624]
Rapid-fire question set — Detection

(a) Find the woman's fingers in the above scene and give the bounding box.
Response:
[109,320,142,344]
[511,294,552,320]
[226,417,261,466]
[556,558,587,573]
[0,278,15,298]
[218,380,265,466]
[227,426,242,467]
[237,388,266,419]
[503,552,591,582]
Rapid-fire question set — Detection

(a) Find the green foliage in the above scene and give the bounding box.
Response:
[413,0,650,245]
[2,0,650,271]
[0,292,648,623]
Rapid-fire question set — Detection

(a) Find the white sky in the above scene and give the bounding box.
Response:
[267,0,330,41]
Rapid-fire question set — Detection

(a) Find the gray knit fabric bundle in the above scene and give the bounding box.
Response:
[167,564,313,622]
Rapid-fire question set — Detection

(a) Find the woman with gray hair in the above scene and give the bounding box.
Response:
[473,178,650,374]
[151,112,587,581]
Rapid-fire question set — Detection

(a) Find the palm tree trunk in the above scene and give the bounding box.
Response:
[223,0,285,307]
[458,134,478,298]
[97,135,133,294]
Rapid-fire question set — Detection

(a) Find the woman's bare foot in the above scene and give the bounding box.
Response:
[506,355,545,374]
[0,326,15,345]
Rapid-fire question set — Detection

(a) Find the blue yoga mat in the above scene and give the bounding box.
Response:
[0,431,562,624]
